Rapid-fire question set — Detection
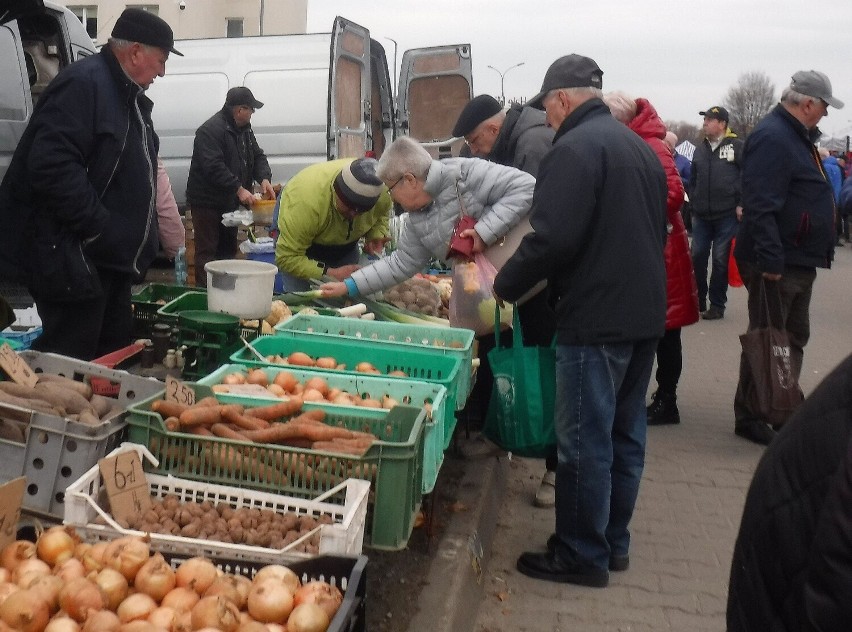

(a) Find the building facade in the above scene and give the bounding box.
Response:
[56,0,308,44]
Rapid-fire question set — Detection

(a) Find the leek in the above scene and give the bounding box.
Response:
[363,298,450,327]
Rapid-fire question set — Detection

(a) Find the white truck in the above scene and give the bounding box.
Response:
[0,0,96,181]
[147,16,473,206]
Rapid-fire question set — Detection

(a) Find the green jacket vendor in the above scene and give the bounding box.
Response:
[275,158,392,292]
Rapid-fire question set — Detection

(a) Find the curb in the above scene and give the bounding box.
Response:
[405,449,508,632]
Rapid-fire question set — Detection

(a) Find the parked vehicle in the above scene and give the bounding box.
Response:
[146,17,473,206]
[0,0,96,181]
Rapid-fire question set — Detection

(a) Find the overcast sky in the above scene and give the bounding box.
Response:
[307,0,852,136]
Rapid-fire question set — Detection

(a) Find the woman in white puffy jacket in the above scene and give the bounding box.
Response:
[321,136,536,299]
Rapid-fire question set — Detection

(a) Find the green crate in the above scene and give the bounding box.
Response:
[126,385,425,550]
[158,292,341,342]
[199,363,448,494]
[232,334,464,414]
[131,283,200,338]
[275,314,475,403]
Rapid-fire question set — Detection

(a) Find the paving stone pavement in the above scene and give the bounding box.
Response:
[468,245,852,632]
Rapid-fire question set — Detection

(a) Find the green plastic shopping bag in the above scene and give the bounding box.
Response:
[483,304,556,457]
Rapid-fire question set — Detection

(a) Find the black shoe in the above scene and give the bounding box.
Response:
[735,419,776,446]
[702,305,724,320]
[546,534,629,572]
[517,550,609,587]
[646,392,680,425]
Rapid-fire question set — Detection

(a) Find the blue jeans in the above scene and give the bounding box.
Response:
[553,339,658,570]
[691,214,739,310]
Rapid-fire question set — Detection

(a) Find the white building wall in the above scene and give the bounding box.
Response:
[56,0,307,45]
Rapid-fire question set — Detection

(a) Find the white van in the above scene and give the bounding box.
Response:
[0,0,96,181]
[146,17,473,206]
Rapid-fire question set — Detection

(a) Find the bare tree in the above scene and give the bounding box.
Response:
[665,121,702,145]
[723,71,775,139]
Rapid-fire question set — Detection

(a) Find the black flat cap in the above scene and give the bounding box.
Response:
[112,8,182,56]
[452,94,503,137]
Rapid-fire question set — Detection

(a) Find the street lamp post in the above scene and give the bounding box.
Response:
[385,37,398,97]
[487,62,525,105]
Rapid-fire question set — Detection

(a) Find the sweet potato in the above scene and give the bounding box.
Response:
[89,393,114,418]
[33,383,95,415]
[0,389,61,416]
[36,373,93,400]
[76,409,102,426]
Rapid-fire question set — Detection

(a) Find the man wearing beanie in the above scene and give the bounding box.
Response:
[186,86,275,287]
[0,8,180,359]
[274,158,392,291]
[453,94,554,177]
[453,93,558,505]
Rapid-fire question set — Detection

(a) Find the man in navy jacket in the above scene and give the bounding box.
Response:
[0,9,181,359]
[733,70,842,445]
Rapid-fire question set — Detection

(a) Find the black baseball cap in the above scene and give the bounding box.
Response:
[699,106,729,122]
[528,54,603,109]
[112,8,182,56]
[225,87,264,109]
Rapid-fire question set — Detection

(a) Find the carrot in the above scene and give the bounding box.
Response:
[221,406,271,431]
[178,405,223,428]
[187,425,214,436]
[244,396,304,421]
[196,396,221,407]
[240,423,315,445]
[311,440,372,456]
[211,423,249,441]
[151,399,189,418]
[260,421,352,441]
[299,409,326,422]
[164,416,180,432]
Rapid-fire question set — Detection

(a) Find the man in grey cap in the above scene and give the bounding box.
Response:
[186,86,275,286]
[732,70,843,446]
[493,54,667,587]
[0,8,180,359]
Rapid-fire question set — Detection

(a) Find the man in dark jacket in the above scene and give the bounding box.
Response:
[452,94,558,506]
[727,352,852,631]
[0,8,181,360]
[732,71,843,446]
[494,54,667,588]
[689,105,743,320]
[186,87,274,286]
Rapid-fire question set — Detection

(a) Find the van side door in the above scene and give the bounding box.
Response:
[0,19,33,180]
[329,17,371,160]
[397,44,473,159]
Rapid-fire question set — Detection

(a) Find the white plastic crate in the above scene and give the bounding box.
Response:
[65,444,369,563]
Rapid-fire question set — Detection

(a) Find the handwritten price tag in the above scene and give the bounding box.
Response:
[0,343,38,387]
[0,477,26,549]
[165,375,196,406]
[98,450,151,522]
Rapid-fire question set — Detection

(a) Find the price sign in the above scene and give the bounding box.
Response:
[0,343,38,387]
[0,477,26,550]
[165,375,196,406]
[98,450,151,522]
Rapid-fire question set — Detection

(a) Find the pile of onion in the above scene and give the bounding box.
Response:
[0,527,342,632]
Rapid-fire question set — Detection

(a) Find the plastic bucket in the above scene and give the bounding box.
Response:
[245,251,284,294]
[205,259,277,318]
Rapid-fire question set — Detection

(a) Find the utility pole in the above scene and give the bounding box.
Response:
[487,62,525,105]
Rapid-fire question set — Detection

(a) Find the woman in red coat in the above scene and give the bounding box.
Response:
[604,93,699,424]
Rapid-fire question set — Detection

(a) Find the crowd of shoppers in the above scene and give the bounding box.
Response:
[2,7,851,616]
